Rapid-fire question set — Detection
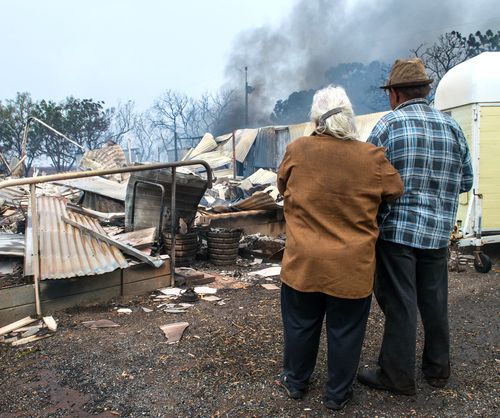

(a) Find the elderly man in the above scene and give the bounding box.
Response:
[358,58,473,395]
[277,86,403,411]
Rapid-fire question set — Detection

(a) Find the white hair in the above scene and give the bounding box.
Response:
[310,85,359,140]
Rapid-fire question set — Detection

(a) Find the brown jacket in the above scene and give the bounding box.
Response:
[278,134,403,299]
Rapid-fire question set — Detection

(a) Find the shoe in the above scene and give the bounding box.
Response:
[357,369,416,396]
[275,373,305,400]
[324,391,353,411]
[425,376,448,388]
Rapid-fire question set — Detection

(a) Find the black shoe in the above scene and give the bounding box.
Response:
[275,373,305,400]
[425,376,448,388]
[357,369,416,396]
[324,391,353,411]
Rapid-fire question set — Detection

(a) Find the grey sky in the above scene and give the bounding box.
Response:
[1,0,499,111]
[1,0,292,109]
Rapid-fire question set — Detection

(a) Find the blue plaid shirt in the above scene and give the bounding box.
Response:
[367,98,473,249]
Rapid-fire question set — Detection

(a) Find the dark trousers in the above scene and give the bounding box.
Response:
[375,239,450,390]
[281,283,371,402]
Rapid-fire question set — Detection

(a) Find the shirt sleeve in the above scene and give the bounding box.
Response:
[367,119,389,149]
[277,146,292,195]
[457,128,473,193]
[378,148,404,201]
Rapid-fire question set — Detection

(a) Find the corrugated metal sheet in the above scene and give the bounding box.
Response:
[288,122,314,142]
[355,111,388,142]
[55,177,127,201]
[0,233,24,256]
[79,144,129,182]
[0,185,29,206]
[191,151,232,171]
[190,133,218,158]
[26,196,128,279]
[246,168,277,185]
[233,192,280,212]
[219,129,259,162]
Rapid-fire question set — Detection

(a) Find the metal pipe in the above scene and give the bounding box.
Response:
[25,116,85,151]
[30,184,42,317]
[170,167,177,287]
[232,130,237,180]
[0,160,214,189]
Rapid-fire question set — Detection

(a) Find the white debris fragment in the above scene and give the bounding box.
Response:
[202,295,222,302]
[43,316,57,332]
[142,307,153,313]
[82,319,120,329]
[261,283,280,290]
[249,266,281,277]
[158,287,183,296]
[194,286,217,295]
[117,308,132,314]
[164,309,187,314]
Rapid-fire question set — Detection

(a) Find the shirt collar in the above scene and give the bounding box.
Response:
[395,98,429,111]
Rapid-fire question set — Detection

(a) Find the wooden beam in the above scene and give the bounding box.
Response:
[0,316,37,336]
[62,216,164,268]
[11,334,51,346]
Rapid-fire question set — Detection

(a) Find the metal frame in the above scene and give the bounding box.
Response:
[0,161,213,317]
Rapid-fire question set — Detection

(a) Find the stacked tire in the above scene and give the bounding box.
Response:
[207,229,242,266]
[163,232,199,267]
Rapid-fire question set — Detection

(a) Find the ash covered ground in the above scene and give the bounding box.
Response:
[0,260,498,417]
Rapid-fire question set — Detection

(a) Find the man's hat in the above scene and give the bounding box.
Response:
[380,58,433,89]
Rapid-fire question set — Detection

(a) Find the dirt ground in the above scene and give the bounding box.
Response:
[0,258,498,417]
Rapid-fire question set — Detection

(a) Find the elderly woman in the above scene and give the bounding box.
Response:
[276,86,403,411]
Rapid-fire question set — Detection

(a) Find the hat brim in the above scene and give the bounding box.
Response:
[380,79,434,89]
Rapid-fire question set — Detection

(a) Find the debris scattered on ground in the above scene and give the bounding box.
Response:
[158,288,183,296]
[202,295,222,302]
[159,322,189,344]
[117,308,133,314]
[261,283,280,290]
[42,316,57,332]
[249,266,282,278]
[82,319,120,329]
[194,286,217,295]
[0,315,57,346]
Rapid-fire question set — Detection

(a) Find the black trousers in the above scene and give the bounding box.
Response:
[375,239,450,390]
[281,283,371,403]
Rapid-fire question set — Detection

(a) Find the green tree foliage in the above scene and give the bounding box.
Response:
[0,94,112,172]
[0,92,42,172]
[270,90,315,125]
[466,29,500,57]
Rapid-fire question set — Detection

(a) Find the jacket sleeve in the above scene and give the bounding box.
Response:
[378,149,404,202]
[457,128,473,193]
[277,146,292,196]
